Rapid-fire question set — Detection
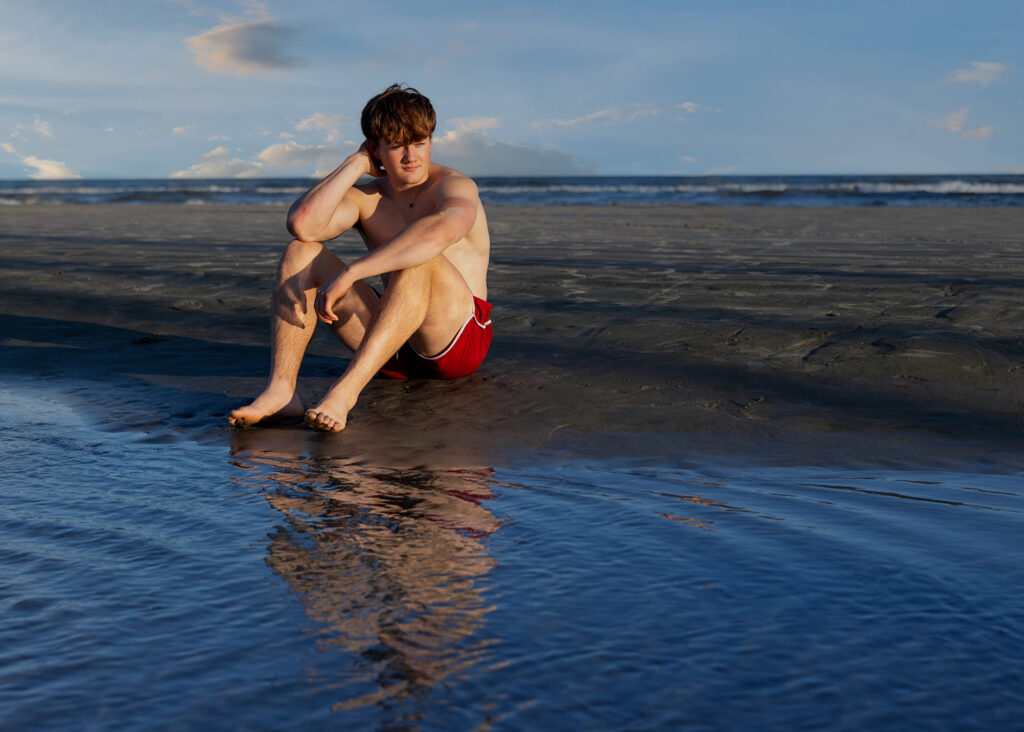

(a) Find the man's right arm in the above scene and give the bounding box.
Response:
[286,144,379,242]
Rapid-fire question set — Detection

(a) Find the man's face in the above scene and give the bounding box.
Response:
[374,137,432,186]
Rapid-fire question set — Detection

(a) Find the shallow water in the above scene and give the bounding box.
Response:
[2,381,1023,730]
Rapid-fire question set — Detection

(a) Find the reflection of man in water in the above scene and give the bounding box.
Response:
[229,84,493,432]
[241,448,500,701]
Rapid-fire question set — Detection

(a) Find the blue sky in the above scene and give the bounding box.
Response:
[0,0,1020,179]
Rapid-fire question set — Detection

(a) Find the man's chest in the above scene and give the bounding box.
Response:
[357,197,436,248]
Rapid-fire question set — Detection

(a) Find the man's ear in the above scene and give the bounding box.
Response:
[366,139,380,160]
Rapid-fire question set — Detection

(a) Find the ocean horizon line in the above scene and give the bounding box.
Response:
[2,171,1022,182]
[2,173,1022,207]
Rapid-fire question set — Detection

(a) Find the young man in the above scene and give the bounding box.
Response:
[228,84,492,432]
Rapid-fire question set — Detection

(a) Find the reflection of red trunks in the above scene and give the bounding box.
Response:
[378,297,493,380]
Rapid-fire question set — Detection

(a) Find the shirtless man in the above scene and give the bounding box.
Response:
[228,84,492,432]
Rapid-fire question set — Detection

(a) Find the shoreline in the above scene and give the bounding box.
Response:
[2,203,1023,469]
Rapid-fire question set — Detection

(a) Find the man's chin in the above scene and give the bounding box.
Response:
[394,170,427,186]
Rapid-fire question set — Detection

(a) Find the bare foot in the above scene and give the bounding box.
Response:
[228,389,304,427]
[304,392,354,433]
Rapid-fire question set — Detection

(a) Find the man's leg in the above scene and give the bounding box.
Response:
[228,239,378,426]
[305,254,474,432]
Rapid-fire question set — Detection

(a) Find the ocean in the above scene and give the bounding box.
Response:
[2,174,1024,207]
[2,377,1022,729]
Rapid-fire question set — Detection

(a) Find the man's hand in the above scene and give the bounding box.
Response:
[356,140,386,178]
[314,269,353,323]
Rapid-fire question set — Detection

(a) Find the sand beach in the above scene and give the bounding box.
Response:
[4,202,1024,728]
[2,202,1022,467]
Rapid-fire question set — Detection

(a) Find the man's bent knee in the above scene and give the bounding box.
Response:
[279,239,350,285]
[281,238,326,266]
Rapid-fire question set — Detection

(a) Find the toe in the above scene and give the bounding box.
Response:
[306,410,328,431]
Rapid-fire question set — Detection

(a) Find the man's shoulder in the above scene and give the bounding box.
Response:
[351,179,385,199]
[432,165,480,198]
[433,163,473,182]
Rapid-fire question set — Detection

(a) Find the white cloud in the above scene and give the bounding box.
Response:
[295,112,345,144]
[448,117,499,133]
[531,103,674,129]
[933,107,969,133]
[256,140,340,175]
[22,155,80,179]
[679,155,697,164]
[295,112,344,132]
[931,108,993,140]
[624,104,661,122]
[34,116,54,138]
[948,61,1006,86]
[533,107,623,128]
[186,19,298,74]
[172,125,195,136]
[433,127,591,176]
[442,117,500,135]
[170,140,343,178]
[170,146,264,178]
[677,101,718,115]
[961,125,993,141]
[0,141,80,179]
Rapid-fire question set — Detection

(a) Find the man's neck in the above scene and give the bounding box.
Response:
[388,174,430,205]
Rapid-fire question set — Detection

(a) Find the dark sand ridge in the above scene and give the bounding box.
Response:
[1,203,1023,469]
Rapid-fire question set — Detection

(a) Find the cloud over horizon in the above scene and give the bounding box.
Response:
[169,116,588,178]
[1,142,80,179]
[170,146,263,178]
[257,140,340,175]
[170,139,345,178]
[434,123,592,176]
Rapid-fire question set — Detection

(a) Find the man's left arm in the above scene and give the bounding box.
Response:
[314,177,478,322]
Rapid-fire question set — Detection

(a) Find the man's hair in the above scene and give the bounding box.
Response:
[361,84,436,146]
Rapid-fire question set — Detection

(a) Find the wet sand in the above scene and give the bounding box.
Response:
[1,203,1022,468]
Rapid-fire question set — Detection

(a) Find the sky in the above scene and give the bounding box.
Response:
[0,0,1021,179]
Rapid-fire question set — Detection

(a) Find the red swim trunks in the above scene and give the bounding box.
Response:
[377,297,493,380]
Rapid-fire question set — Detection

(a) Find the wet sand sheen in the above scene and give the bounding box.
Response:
[1,203,1022,468]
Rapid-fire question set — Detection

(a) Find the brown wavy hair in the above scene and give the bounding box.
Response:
[360,84,436,146]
